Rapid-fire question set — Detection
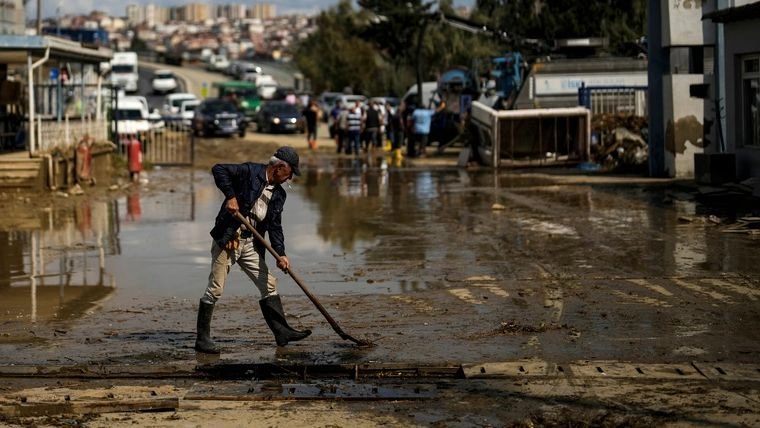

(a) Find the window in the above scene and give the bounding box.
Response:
[742,55,760,147]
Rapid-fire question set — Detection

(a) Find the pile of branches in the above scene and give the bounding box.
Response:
[590,113,649,172]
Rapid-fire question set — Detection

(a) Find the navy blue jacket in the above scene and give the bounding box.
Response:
[210,162,288,256]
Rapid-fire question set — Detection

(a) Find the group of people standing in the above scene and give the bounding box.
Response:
[328,97,440,159]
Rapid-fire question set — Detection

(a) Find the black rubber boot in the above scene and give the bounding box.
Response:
[259,295,311,346]
[195,300,220,354]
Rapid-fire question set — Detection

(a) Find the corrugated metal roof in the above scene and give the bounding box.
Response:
[0,35,112,63]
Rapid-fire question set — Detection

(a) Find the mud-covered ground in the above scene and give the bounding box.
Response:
[1,132,760,427]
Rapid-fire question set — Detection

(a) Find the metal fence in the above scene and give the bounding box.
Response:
[578,85,648,116]
[116,120,195,167]
[36,115,109,154]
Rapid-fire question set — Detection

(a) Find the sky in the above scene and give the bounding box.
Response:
[29,0,475,21]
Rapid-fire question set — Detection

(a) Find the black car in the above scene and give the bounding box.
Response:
[256,101,304,134]
[192,98,247,138]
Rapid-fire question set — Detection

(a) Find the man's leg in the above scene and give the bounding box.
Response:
[407,133,417,158]
[236,239,311,346]
[196,241,230,354]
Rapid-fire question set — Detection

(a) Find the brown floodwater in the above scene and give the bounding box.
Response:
[1,156,758,336]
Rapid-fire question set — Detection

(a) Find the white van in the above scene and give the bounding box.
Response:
[114,95,165,133]
[112,97,152,135]
[403,81,440,108]
[110,51,139,93]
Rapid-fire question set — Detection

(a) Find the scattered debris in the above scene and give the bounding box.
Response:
[590,114,648,172]
[490,321,578,336]
[68,184,84,196]
[678,215,722,225]
[722,217,760,235]
[491,203,506,210]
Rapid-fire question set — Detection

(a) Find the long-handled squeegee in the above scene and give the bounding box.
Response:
[234,212,372,347]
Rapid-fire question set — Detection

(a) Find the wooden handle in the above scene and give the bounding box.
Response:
[233,212,366,344]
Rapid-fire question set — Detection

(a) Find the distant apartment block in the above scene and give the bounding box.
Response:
[216,4,247,20]
[127,4,169,27]
[0,0,24,34]
[183,4,210,23]
[127,2,274,26]
[249,3,275,20]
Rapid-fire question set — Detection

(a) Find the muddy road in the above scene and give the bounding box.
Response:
[1,136,759,426]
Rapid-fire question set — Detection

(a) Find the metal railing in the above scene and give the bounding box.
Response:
[35,115,109,154]
[578,84,648,116]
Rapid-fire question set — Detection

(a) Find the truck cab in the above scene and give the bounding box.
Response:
[110,51,139,93]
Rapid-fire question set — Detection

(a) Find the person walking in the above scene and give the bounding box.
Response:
[302,100,320,150]
[195,146,311,354]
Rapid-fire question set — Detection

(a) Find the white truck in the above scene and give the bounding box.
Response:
[110,51,139,93]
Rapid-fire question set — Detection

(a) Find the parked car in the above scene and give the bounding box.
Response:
[237,62,262,81]
[206,54,230,73]
[178,99,200,130]
[338,94,368,109]
[191,98,247,138]
[111,97,152,136]
[224,60,244,77]
[151,69,178,94]
[162,92,198,117]
[318,91,342,121]
[256,101,304,134]
[117,95,165,133]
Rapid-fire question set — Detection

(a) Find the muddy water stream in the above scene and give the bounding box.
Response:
[1,159,759,365]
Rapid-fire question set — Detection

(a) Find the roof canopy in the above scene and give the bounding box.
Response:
[0,35,112,65]
[704,2,760,23]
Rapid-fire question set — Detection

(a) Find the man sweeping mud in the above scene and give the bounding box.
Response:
[195,146,311,354]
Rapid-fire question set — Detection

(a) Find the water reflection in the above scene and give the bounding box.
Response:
[0,199,118,324]
[1,162,758,331]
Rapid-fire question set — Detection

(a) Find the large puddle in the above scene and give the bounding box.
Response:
[2,158,758,326]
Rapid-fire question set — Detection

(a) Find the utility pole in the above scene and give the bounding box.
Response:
[36,0,41,34]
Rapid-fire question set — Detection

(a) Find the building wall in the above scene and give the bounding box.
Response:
[651,0,711,178]
[663,75,709,178]
[249,3,275,20]
[723,18,760,178]
[0,0,24,35]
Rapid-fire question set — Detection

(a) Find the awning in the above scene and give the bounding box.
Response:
[703,2,760,23]
[0,35,112,64]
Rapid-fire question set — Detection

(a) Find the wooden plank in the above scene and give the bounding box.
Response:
[0,397,179,417]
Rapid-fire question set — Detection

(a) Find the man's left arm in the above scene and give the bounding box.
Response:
[268,193,289,271]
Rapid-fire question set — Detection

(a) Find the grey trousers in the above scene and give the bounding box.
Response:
[201,237,278,304]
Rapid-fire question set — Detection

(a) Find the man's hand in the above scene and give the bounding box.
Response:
[226,196,239,214]
[224,233,240,250]
[276,255,290,272]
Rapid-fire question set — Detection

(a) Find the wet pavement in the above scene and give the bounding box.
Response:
[1,154,759,371]
[2,152,760,426]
